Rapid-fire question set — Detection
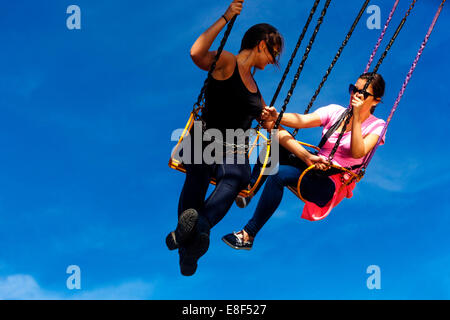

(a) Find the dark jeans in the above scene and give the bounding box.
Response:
[243,163,336,238]
[249,144,292,193]
[178,154,251,228]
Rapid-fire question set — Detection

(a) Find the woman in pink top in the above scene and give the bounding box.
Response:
[222,72,386,250]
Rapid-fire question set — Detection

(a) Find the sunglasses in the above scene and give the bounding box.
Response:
[348,84,375,100]
[267,46,280,60]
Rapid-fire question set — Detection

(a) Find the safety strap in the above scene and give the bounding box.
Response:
[315,108,362,171]
[317,108,349,149]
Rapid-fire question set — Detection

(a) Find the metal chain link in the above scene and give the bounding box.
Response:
[193,16,238,113]
[360,0,446,173]
[292,0,371,137]
[327,0,418,163]
[268,0,321,109]
[203,130,263,155]
[273,0,332,133]
[254,0,322,133]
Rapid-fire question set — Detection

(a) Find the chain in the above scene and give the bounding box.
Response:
[269,0,322,108]
[327,0,418,163]
[273,0,332,133]
[292,0,370,137]
[254,0,322,133]
[203,129,263,155]
[193,16,238,114]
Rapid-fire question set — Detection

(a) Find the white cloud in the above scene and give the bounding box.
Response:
[0,274,156,300]
[363,155,450,194]
[0,275,60,300]
[72,280,155,300]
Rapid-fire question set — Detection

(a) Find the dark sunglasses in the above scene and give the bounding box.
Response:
[267,45,280,62]
[348,84,375,100]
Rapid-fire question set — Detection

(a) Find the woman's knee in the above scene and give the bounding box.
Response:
[269,165,300,187]
[300,175,335,207]
[218,164,251,189]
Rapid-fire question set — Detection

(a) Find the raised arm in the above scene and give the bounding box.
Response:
[261,106,322,129]
[276,128,329,169]
[350,93,382,158]
[190,0,243,72]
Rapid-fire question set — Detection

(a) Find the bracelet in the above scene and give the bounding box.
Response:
[222,15,229,23]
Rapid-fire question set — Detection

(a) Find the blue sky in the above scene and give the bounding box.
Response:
[0,0,449,299]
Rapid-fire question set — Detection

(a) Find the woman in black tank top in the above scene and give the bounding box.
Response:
[203,60,263,132]
[165,0,284,276]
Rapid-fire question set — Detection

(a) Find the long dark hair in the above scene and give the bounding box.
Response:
[359,72,385,114]
[240,23,284,66]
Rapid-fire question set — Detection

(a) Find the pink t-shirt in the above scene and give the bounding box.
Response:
[315,104,386,168]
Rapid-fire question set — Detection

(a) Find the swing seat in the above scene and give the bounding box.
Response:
[287,139,363,203]
[286,154,361,221]
[168,109,272,198]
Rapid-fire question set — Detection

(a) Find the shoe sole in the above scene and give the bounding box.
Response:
[221,236,252,251]
[166,209,198,251]
[180,232,210,276]
[235,197,247,209]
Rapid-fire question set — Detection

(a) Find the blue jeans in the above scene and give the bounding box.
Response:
[178,155,251,228]
[244,164,336,237]
[248,143,293,194]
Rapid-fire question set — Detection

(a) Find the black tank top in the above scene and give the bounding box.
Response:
[203,61,262,133]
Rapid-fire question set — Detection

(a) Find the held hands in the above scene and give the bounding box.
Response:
[261,106,278,122]
[223,0,244,22]
[305,154,330,171]
[263,105,330,171]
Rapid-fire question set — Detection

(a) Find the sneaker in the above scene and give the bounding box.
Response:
[179,216,211,276]
[166,208,198,251]
[235,195,251,208]
[222,231,253,250]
